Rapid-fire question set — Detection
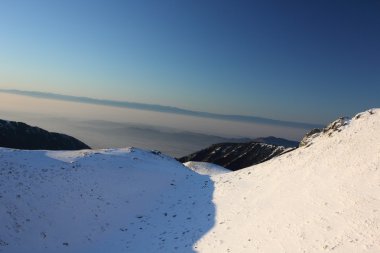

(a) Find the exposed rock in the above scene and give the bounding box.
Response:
[299,128,322,147]
[323,117,350,136]
[300,116,352,147]
[179,142,288,171]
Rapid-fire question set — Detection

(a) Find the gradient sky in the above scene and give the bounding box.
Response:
[0,0,379,124]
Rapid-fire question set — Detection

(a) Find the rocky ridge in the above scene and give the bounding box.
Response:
[0,119,90,150]
[179,141,289,171]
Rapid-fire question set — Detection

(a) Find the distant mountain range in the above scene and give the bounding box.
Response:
[0,119,90,150]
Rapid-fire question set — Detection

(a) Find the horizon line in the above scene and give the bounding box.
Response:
[0,88,323,129]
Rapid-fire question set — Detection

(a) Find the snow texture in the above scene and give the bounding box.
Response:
[0,108,380,253]
[196,109,380,252]
[0,148,215,253]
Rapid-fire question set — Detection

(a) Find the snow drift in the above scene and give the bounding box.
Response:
[0,109,379,253]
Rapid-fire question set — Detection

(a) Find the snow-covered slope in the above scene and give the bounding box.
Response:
[196,109,380,252]
[0,148,215,253]
[183,161,230,176]
[1,109,379,253]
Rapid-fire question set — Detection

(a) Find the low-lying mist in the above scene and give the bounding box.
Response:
[0,93,307,157]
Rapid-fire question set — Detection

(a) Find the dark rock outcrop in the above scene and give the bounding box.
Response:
[299,128,322,147]
[179,142,289,171]
[0,119,90,150]
[323,117,350,135]
[299,117,350,147]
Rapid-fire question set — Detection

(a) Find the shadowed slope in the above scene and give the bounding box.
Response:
[0,119,90,150]
[0,148,215,253]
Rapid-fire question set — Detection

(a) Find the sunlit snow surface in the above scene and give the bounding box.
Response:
[1,109,380,253]
[196,109,380,252]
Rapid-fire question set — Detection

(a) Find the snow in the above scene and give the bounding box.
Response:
[0,109,380,253]
[183,161,231,176]
[0,148,215,253]
[196,109,380,252]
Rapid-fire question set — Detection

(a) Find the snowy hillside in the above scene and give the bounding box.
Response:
[0,148,215,253]
[196,109,380,252]
[1,109,380,253]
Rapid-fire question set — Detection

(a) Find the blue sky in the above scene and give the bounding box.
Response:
[0,0,379,124]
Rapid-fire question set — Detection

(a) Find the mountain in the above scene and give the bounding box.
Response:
[252,136,299,148]
[178,141,289,171]
[0,119,90,150]
[0,109,379,252]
